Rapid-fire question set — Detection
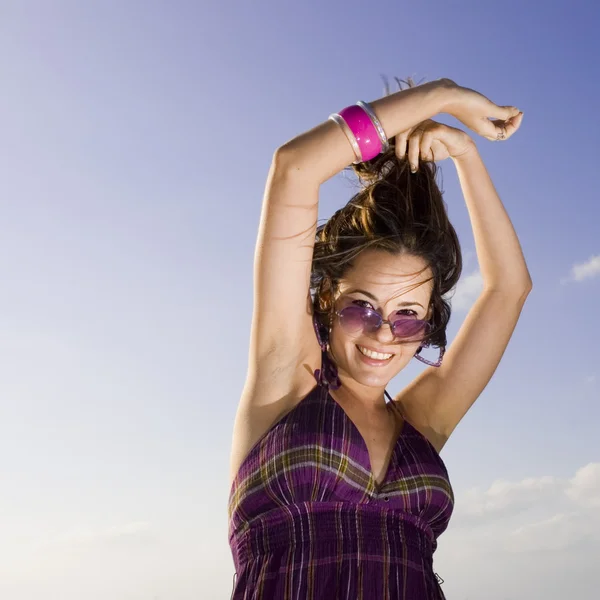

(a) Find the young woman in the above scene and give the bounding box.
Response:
[228,78,531,599]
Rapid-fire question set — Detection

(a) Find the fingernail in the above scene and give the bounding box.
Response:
[411,164,417,173]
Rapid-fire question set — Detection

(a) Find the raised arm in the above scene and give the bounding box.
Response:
[249,81,453,389]
[276,81,451,183]
[231,79,521,481]
[230,82,460,482]
[397,118,532,451]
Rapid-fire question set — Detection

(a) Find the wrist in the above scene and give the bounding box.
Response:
[451,139,479,162]
[431,79,462,115]
[369,80,457,141]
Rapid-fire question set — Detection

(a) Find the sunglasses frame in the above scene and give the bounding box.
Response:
[333,304,445,368]
[334,305,429,340]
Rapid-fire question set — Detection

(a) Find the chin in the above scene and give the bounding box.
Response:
[350,370,393,388]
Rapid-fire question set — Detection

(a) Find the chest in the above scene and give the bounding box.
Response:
[230,389,455,540]
[339,403,404,487]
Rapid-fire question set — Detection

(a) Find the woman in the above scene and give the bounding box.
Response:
[228,78,531,599]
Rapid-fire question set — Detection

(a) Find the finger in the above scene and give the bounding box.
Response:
[420,130,435,162]
[490,111,523,141]
[473,116,503,142]
[408,129,423,172]
[484,120,509,142]
[502,111,524,139]
[495,124,507,142]
[488,103,521,121]
[395,131,409,160]
[430,139,446,161]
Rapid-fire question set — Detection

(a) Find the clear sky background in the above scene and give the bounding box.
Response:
[1,1,599,599]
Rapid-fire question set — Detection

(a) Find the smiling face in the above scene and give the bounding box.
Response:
[327,249,434,389]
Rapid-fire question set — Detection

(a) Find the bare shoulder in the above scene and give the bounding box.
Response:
[229,343,321,486]
[393,381,448,455]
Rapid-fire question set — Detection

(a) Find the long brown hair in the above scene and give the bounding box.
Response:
[310,138,462,353]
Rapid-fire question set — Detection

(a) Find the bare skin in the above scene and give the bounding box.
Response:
[229,80,531,487]
[324,250,435,487]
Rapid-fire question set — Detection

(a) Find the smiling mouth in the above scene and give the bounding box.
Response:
[356,344,394,361]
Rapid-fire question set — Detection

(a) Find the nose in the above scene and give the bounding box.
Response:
[373,320,395,345]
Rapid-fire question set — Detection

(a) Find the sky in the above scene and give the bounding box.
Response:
[0,1,599,598]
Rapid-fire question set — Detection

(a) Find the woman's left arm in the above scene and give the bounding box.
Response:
[401,133,532,448]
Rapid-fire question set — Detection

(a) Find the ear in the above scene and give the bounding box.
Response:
[318,280,335,311]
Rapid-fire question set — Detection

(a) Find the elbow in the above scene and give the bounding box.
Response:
[271,145,291,172]
[514,263,534,296]
[520,273,534,297]
[486,276,533,302]
[271,145,324,189]
[517,279,533,305]
[515,278,533,299]
[270,145,305,180]
[273,143,302,170]
[491,264,533,297]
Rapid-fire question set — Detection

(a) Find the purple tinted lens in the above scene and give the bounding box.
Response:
[391,317,429,339]
[339,307,429,340]
[338,306,381,334]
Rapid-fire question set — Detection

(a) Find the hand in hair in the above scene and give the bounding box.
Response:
[394,119,477,171]
[437,78,523,142]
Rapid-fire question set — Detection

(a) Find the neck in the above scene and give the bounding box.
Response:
[331,371,391,411]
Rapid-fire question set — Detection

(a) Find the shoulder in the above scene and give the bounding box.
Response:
[391,395,448,455]
[229,364,322,487]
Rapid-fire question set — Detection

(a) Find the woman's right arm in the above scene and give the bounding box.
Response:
[246,81,454,396]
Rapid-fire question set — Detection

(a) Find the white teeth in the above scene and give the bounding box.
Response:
[357,345,393,360]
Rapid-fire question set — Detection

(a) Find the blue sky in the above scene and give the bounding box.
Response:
[0,1,598,598]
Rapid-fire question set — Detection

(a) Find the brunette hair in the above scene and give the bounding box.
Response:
[310,135,462,353]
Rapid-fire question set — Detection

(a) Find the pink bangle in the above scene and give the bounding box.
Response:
[337,103,383,162]
[329,114,362,163]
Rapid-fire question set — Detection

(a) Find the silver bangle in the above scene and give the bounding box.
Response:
[329,113,362,164]
[356,101,390,153]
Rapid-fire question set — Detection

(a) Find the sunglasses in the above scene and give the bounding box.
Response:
[335,303,430,342]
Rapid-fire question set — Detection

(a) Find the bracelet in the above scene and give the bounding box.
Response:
[329,113,362,163]
[356,101,389,153]
[329,102,387,163]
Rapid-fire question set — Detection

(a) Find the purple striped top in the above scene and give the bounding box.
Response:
[228,384,454,599]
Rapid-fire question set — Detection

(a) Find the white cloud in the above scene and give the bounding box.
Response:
[585,375,596,385]
[563,254,600,283]
[457,474,562,519]
[447,462,600,556]
[447,269,483,311]
[454,462,600,523]
[435,463,600,598]
[506,511,592,553]
[566,463,600,508]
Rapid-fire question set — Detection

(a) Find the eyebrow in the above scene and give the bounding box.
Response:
[345,288,425,310]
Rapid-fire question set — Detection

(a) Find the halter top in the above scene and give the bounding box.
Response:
[228,384,454,599]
